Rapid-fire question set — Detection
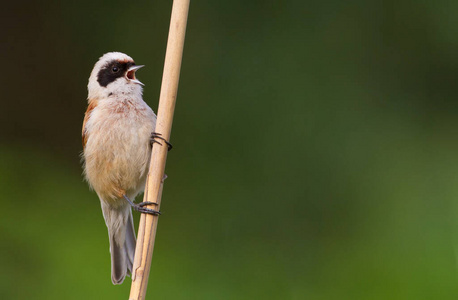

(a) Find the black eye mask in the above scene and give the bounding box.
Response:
[97,60,135,87]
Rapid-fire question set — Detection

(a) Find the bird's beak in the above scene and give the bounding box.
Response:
[126,65,145,86]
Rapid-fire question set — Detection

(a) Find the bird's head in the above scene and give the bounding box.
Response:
[88,52,144,100]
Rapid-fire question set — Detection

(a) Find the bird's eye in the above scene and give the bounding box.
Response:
[112,66,119,73]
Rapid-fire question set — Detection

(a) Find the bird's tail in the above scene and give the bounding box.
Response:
[101,202,136,285]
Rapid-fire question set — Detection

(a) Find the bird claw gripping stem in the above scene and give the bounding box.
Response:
[123,195,161,216]
[150,132,173,151]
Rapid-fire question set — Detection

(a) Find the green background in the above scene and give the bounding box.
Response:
[2,0,458,299]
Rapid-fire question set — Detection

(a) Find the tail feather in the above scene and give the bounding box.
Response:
[109,234,127,284]
[125,211,136,274]
[101,202,137,285]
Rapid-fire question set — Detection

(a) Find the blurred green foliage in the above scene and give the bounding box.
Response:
[2,0,458,299]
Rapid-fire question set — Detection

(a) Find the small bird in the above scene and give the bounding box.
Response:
[82,52,167,284]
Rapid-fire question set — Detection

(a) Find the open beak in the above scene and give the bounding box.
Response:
[126,65,145,86]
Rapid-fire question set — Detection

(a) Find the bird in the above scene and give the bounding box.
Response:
[82,52,167,284]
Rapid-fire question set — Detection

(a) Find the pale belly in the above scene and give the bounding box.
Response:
[84,106,155,205]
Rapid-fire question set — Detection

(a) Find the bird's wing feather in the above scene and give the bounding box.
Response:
[82,100,98,149]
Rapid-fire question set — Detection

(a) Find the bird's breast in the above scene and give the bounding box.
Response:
[83,97,156,202]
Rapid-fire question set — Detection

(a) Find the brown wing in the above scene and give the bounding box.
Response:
[82,100,98,149]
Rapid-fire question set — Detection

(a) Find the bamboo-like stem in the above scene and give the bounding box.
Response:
[129,1,190,299]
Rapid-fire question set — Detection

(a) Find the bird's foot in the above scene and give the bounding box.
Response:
[150,132,173,151]
[123,195,161,216]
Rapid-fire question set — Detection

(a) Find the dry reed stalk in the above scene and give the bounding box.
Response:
[129,1,190,299]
